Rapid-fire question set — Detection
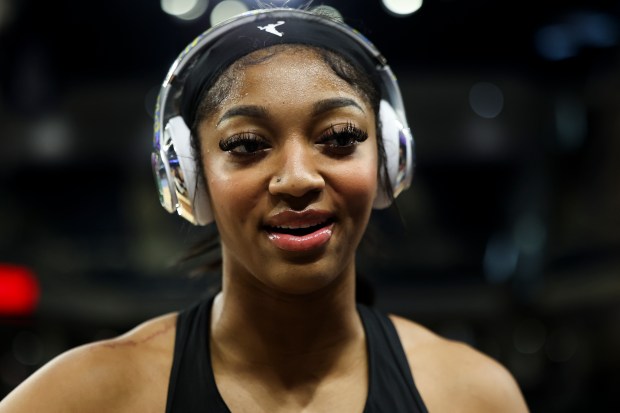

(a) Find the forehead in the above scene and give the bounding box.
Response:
[223,46,366,106]
[230,44,331,74]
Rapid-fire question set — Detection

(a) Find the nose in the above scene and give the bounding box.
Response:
[268,140,325,199]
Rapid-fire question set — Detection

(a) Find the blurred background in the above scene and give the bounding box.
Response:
[1,0,619,411]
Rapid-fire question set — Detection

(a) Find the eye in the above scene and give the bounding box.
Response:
[317,123,368,155]
[219,133,271,156]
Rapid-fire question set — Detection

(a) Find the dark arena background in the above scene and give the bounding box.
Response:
[1,1,619,411]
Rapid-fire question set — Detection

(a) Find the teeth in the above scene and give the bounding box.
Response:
[274,221,325,230]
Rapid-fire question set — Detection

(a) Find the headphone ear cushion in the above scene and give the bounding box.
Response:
[373,100,413,209]
[160,105,412,222]
[165,117,213,225]
[162,104,412,221]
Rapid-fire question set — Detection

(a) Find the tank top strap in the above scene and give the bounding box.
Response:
[166,298,428,412]
[165,296,230,413]
[357,304,429,413]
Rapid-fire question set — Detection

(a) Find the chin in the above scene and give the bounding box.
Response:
[258,258,350,297]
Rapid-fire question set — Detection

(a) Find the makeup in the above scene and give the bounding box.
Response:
[264,210,335,252]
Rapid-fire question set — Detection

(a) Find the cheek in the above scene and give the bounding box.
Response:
[207,175,236,214]
[203,157,263,226]
[332,154,379,214]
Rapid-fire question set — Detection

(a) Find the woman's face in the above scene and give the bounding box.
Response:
[198,47,378,295]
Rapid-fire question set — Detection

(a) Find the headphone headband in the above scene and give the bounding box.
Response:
[152,8,414,225]
[180,11,385,129]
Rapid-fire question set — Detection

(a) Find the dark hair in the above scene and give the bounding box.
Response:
[179,43,392,305]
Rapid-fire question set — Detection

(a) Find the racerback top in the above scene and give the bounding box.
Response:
[165,296,429,412]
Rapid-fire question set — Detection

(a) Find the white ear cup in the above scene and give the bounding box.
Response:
[165,117,213,225]
[159,102,413,224]
[373,100,413,209]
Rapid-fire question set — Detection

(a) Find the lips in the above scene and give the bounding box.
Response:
[263,210,335,252]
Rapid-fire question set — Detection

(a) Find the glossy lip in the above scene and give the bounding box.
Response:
[263,209,335,252]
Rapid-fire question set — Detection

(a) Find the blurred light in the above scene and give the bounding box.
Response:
[162,0,195,15]
[484,233,518,283]
[469,82,504,119]
[513,318,546,354]
[161,0,208,21]
[28,116,73,161]
[382,0,423,16]
[514,214,546,255]
[465,119,506,157]
[311,5,343,22]
[0,264,40,316]
[535,11,619,61]
[0,0,15,32]
[555,95,587,150]
[571,12,618,47]
[12,331,43,366]
[210,0,249,26]
[535,25,575,61]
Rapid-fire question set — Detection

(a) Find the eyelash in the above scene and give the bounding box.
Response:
[218,123,368,158]
[317,123,368,152]
[219,133,270,155]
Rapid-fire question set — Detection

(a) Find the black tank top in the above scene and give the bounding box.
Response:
[165,297,429,413]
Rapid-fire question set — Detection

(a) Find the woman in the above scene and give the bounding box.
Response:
[0,8,529,412]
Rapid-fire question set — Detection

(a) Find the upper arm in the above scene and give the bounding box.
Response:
[0,313,177,413]
[0,342,131,413]
[390,315,529,413]
[454,342,530,412]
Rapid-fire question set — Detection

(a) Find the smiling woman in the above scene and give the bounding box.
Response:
[198,45,379,296]
[0,7,528,413]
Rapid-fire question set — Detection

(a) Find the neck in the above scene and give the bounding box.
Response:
[210,264,364,380]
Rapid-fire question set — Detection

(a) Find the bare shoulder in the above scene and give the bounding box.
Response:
[389,314,530,413]
[0,312,178,413]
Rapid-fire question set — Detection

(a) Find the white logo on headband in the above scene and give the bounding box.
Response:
[258,21,285,37]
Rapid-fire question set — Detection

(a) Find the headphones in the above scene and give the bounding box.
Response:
[152,8,414,225]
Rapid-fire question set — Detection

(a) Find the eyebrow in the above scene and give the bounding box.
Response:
[216,105,269,126]
[312,97,365,117]
[215,97,365,126]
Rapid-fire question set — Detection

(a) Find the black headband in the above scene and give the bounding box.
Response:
[180,12,385,128]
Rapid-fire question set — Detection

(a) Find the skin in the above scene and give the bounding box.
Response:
[201,48,377,412]
[0,48,529,413]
